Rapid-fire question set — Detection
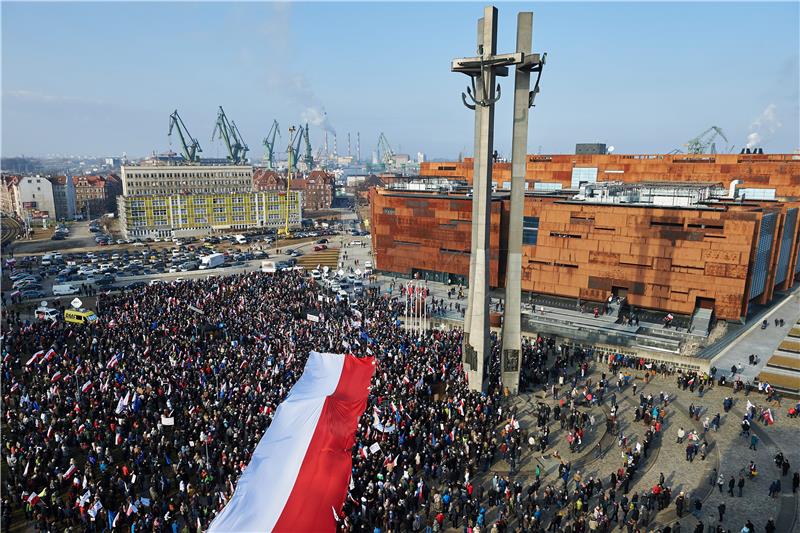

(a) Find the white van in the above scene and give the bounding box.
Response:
[52,284,80,296]
[261,261,276,274]
[35,307,59,322]
[234,234,247,245]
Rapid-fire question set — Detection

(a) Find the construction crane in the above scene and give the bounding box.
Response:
[377,132,395,168]
[302,123,314,170]
[212,106,249,163]
[279,125,304,237]
[168,110,202,162]
[686,126,729,155]
[262,120,281,169]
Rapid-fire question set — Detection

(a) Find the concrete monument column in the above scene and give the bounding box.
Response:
[463,16,485,376]
[501,12,534,394]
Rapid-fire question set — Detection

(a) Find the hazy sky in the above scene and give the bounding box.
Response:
[2,2,798,160]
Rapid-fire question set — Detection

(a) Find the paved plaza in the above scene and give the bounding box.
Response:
[337,232,800,531]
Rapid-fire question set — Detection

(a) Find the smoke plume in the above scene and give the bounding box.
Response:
[746,104,782,149]
[286,74,336,135]
[301,106,336,135]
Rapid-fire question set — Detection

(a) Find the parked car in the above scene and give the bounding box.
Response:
[21,289,46,299]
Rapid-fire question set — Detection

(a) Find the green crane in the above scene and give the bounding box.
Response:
[303,123,314,170]
[262,120,281,169]
[377,132,395,168]
[168,110,202,162]
[287,125,304,175]
[212,106,249,163]
[686,126,729,155]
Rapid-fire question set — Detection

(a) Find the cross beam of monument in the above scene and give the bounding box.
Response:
[453,6,545,393]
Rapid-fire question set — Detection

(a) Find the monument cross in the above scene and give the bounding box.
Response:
[454,6,545,393]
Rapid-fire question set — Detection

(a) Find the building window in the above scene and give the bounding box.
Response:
[523,217,539,245]
[383,208,396,215]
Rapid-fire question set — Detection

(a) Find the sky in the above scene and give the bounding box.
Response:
[2,1,799,160]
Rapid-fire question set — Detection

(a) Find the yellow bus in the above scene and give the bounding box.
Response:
[64,309,98,325]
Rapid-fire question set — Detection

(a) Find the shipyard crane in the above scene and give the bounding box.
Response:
[302,123,314,170]
[168,110,202,162]
[262,120,281,169]
[686,126,729,155]
[212,106,249,164]
[377,132,395,168]
[279,125,305,237]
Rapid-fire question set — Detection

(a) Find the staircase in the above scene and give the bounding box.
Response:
[691,308,713,335]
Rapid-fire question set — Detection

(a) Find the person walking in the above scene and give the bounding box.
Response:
[728,475,735,496]
[717,502,726,522]
[675,492,686,518]
[738,474,745,497]
[749,433,759,450]
[717,474,724,493]
[793,471,799,493]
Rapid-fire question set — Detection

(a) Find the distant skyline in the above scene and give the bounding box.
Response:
[2,2,799,160]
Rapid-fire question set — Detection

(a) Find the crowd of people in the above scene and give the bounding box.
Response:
[1,268,797,533]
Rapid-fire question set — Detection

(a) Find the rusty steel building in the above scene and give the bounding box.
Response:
[370,178,800,321]
[421,153,800,201]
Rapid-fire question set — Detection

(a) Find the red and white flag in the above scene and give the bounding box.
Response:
[51,371,62,383]
[765,409,774,425]
[208,352,375,533]
[26,350,44,366]
[64,465,77,480]
[44,348,57,361]
[107,353,121,369]
[81,380,93,394]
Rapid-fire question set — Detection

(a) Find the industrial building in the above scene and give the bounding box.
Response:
[370,178,800,322]
[117,190,301,239]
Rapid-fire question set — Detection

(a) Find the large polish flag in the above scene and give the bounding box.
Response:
[209,351,375,533]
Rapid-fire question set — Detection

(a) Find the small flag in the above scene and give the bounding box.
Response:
[26,350,43,366]
[81,380,93,394]
[51,371,62,383]
[106,353,121,369]
[64,464,77,480]
[88,500,102,518]
[44,348,57,361]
